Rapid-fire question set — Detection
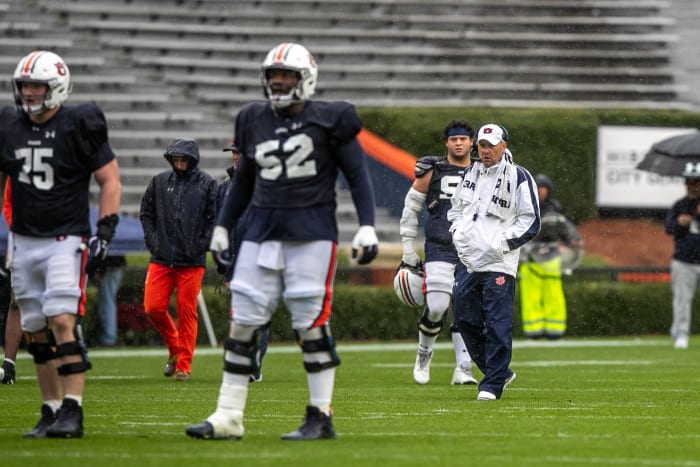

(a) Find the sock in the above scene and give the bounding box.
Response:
[308,368,335,415]
[452,331,471,368]
[418,333,437,353]
[45,399,62,412]
[65,394,83,406]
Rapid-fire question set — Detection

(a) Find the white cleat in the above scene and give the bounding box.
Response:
[209,410,244,439]
[674,336,689,349]
[477,391,497,401]
[186,409,245,440]
[451,365,478,385]
[413,350,432,384]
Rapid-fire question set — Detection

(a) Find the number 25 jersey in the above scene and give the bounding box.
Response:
[0,104,116,237]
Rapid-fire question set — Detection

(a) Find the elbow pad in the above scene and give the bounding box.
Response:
[400,188,426,238]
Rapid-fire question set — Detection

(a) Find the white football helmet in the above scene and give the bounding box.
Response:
[393,263,425,308]
[13,50,71,115]
[261,42,318,109]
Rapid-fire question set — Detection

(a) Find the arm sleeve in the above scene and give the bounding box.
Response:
[400,187,426,239]
[336,138,375,226]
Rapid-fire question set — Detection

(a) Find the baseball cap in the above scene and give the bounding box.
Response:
[477,124,506,145]
[222,139,239,153]
[682,162,700,179]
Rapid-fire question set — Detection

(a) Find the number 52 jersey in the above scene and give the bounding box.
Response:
[220,100,375,243]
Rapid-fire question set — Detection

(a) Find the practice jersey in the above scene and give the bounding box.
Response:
[0,104,116,237]
[418,156,467,262]
[217,100,375,242]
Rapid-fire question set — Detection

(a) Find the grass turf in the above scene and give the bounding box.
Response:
[0,337,698,467]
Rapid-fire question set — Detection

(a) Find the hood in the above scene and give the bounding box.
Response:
[164,137,200,170]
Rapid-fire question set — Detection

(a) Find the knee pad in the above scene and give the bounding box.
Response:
[295,324,341,373]
[425,291,451,320]
[223,323,268,376]
[417,306,446,337]
[55,341,92,375]
[26,329,57,364]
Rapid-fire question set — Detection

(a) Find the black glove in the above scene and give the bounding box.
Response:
[85,214,119,275]
[212,250,234,276]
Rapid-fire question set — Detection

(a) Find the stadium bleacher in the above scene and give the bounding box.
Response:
[0,0,694,241]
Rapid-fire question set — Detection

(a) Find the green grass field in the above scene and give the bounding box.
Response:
[1,337,698,467]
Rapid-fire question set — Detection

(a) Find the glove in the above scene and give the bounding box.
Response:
[213,250,234,276]
[209,226,230,254]
[85,214,119,275]
[351,225,378,265]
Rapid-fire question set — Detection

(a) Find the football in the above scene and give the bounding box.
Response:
[0,366,4,381]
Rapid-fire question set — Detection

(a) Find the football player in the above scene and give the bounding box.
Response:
[400,120,479,385]
[186,42,378,441]
[0,50,122,437]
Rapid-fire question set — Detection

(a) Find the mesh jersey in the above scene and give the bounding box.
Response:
[419,156,467,262]
[218,100,375,242]
[0,104,115,237]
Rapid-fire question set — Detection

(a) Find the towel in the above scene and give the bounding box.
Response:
[458,154,516,221]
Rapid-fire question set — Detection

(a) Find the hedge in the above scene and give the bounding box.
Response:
[81,270,695,347]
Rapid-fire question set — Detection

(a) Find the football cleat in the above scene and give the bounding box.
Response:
[1,360,14,384]
[46,399,83,438]
[280,405,336,441]
[412,350,432,385]
[186,410,244,440]
[23,404,56,438]
[451,365,478,385]
[174,370,190,381]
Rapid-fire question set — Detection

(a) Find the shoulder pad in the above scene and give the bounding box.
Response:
[68,104,110,155]
[306,101,362,144]
[414,155,444,178]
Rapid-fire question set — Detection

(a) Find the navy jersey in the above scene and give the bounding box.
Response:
[419,156,467,262]
[666,196,700,264]
[217,100,375,242]
[0,104,115,237]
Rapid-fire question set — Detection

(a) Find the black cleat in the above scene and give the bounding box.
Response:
[280,405,336,441]
[23,404,56,438]
[1,360,15,384]
[186,421,216,439]
[46,398,84,438]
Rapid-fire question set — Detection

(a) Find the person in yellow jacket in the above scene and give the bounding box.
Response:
[519,174,579,339]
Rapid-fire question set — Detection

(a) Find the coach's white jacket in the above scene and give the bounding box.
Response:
[447,156,541,277]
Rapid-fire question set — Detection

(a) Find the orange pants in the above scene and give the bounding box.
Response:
[143,263,205,374]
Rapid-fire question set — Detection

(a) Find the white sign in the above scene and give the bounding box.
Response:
[596,125,697,209]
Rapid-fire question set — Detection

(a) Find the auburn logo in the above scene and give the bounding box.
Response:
[54,62,67,76]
